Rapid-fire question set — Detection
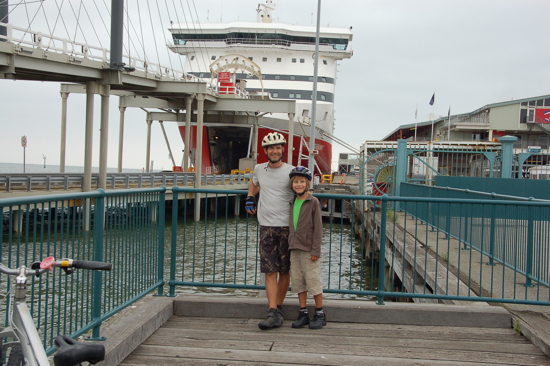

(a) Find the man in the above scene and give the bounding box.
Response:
[246,132,295,330]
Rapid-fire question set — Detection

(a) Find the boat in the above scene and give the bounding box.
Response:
[168,1,353,175]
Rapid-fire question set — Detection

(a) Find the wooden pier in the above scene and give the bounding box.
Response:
[98,295,550,366]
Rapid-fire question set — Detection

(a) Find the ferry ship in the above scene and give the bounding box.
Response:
[168,1,353,174]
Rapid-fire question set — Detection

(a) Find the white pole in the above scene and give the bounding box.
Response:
[308,0,321,179]
[414,104,418,142]
[447,105,451,141]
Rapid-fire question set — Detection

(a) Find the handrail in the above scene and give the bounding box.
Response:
[0,173,253,192]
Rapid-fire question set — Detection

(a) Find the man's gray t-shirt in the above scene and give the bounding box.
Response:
[252,162,295,227]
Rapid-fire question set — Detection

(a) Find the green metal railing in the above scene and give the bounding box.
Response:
[0,188,165,353]
[2,185,550,355]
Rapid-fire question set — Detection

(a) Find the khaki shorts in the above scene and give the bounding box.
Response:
[290,249,323,296]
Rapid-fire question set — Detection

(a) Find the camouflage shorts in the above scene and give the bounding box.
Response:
[259,226,290,274]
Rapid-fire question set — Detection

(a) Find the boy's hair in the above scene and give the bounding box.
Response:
[290,175,310,189]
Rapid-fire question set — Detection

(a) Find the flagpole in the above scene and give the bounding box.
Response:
[429,92,435,141]
[414,104,418,141]
[447,105,451,141]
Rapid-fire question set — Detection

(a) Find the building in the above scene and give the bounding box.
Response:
[382,94,550,150]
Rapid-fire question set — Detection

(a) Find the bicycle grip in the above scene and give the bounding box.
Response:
[71,260,112,271]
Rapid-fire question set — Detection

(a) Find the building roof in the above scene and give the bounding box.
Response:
[381,94,550,141]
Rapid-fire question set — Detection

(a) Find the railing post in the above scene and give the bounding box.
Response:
[156,187,166,296]
[377,196,388,305]
[395,139,408,199]
[169,186,179,296]
[498,135,517,178]
[525,205,535,287]
[90,189,106,340]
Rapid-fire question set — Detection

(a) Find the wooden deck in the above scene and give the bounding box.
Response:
[120,316,549,365]
[118,299,550,366]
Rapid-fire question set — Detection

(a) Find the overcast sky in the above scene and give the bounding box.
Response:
[1,0,549,171]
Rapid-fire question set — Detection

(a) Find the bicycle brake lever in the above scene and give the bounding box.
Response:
[61,267,75,275]
[31,261,42,277]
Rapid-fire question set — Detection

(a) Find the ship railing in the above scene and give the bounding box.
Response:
[0,173,253,193]
[173,37,349,51]
[0,21,209,84]
[2,188,550,354]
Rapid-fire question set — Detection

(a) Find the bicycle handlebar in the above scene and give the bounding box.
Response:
[0,258,112,276]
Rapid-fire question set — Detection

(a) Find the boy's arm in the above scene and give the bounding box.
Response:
[310,197,323,258]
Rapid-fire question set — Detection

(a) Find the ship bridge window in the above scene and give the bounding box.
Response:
[296,93,302,99]
[262,57,267,62]
[272,92,279,98]
[309,76,313,81]
[331,44,347,50]
[289,93,295,98]
[211,56,216,60]
[275,75,280,80]
[323,60,327,65]
[248,57,253,61]
[321,77,327,82]
[290,75,296,80]
[300,58,305,63]
[320,94,326,101]
[277,58,282,62]
[292,58,296,63]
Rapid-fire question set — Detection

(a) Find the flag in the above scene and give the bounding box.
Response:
[429,93,435,106]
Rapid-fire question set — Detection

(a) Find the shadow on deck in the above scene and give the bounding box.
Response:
[96,295,550,366]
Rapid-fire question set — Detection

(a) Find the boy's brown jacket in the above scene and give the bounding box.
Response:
[288,194,323,257]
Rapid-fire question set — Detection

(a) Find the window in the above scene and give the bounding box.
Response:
[211,55,216,60]
[296,93,302,99]
[321,77,327,82]
[323,60,327,65]
[290,75,296,80]
[545,99,550,106]
[289,93,295,98]
[308,76,313,81]
[302,110,309,117]
[190,55,195,60]
[272,92,279,98]
[536,99,544,107]
[320,94,326,101]
[292,58,296,63]
[262,57,267,62]
[248,57,253,61]
[300,58,305,63]
[276,58,282,62]
[274,75,280,80]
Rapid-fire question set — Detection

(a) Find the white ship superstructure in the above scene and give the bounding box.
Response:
[168,1,353,173]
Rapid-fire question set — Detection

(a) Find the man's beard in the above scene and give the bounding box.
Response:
[268,155,282,164]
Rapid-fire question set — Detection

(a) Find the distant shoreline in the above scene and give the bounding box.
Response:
[0,162,144,174]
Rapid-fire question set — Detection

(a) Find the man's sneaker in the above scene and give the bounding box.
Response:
[291,311,310,328]
[258,309,283,330]
[308,312,326,329]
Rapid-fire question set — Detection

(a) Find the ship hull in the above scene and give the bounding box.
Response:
[178,125,332,175]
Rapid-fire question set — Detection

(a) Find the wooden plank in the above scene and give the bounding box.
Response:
[121,345,496,366]
[145,327,539,356]
[162,317,526,343]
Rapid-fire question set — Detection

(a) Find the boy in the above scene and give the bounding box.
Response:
[287,166,326,329]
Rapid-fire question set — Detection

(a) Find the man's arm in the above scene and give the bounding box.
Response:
[246,181,260,214]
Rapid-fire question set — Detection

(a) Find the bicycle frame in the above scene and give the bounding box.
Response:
[0,266,50,366]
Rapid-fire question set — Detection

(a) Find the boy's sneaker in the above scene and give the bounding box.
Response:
[291,311,310,328]
[308,312,326,329]
[258,309,283,330]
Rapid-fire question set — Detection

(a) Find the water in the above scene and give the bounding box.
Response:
[0,162,143,174]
